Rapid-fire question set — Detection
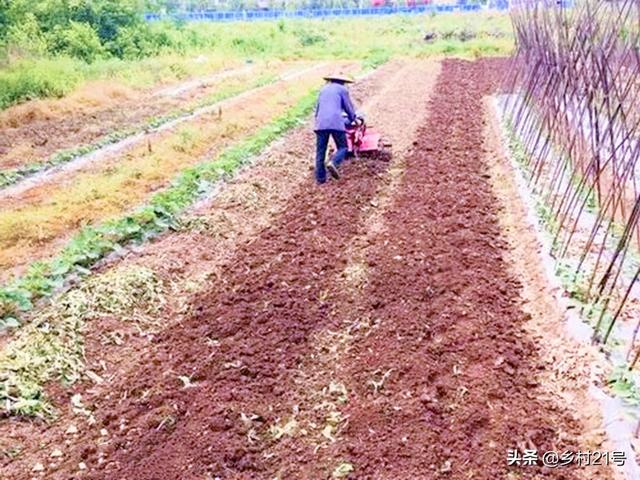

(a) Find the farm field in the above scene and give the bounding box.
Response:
[1,3,638,480]
[0,59,304,171]
[0,60,349,279]
[0,56,600,479]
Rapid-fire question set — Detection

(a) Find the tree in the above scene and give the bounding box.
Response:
[0,0,10,41]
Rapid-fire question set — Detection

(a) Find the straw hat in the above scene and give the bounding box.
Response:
[323,72,355,84]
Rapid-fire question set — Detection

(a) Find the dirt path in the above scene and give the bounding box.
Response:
[0,59,614,480]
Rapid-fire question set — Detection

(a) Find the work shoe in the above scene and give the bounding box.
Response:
[327,162,340,180]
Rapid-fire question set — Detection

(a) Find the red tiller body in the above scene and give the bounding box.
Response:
[346,119,383,157]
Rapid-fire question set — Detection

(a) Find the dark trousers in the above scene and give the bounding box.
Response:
[315,129,348,184]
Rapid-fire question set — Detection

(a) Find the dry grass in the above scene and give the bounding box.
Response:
[0,60,300,172]
[0,53,242,127]
[0,82,137,129]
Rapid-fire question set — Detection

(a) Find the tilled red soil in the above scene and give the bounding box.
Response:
[4,59,608,479]
[297,59,591,478]
[87,148,392,480]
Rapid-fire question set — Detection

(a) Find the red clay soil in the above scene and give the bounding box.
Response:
[83,144,392,480]
[297,59,596,479]
[7,59,608,480]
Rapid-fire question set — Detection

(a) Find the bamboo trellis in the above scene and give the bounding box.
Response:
[504,0,640,366]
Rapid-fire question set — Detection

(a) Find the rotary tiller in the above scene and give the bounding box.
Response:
[345,117,391,158]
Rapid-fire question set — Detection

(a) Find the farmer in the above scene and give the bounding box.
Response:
[314,72,358,183]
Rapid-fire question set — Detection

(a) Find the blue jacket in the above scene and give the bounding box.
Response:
[314,82,357,132]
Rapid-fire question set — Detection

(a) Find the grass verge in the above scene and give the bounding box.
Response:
[0,12,513,109]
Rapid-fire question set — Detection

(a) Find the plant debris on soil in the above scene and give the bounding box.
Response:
[0,59,615,480]
[0,266,164,418]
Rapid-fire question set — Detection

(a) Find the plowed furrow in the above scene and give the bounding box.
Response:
[86,162,389,479]
[320,59,604,479]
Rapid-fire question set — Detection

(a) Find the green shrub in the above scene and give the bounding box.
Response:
[293,26,326,46]
[5,12,48,56]
[78,0,141,43]
[1,0,144,59]
[230,35,269,54]
[146,21,190,53]
[182,22,218,49]
[48,21,105,63]
[108,24,154,58]
[0,0,9,40]
[115,22,188,58]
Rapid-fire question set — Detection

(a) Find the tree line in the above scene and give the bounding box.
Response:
[0,0,470,64]
[0,1,203,62]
